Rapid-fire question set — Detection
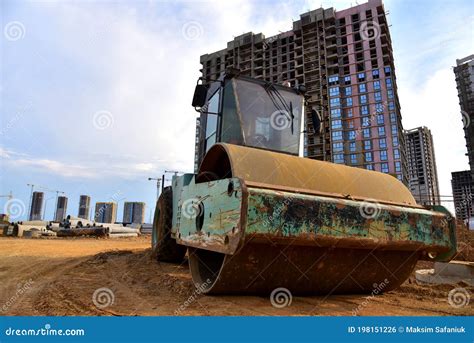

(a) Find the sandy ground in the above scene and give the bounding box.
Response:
[0,236,472,316]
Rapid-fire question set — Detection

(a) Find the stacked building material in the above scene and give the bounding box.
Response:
[57,227,108,237]
[106,224,140,238]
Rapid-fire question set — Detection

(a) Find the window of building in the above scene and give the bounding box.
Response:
[377,114,384,125]
[361,105,369,115]
[333,154,344,164]
[347,130,356,140]
[363,128,371,138]
[360,94,367,104]
[357,72,366,82]
[390,112,396,123]
[350,154,357,164]
[395,161,401,172]
[374,91,382,102]
[331,119,342,129]
[381,162,389,173]
[366,164,374,170]
[364,140,372,150]
[349,142,356,152]
[391,124,398,134]
[393,136,399,147]
[344,86,352,96]
[331,108,341,118]
[333,142,343,152]
[362,116,370,127]
[375,102,384,113]
[345,97,353,107]
[386,78,392,88]
[388,101,395,110]
[380,150,388,161]
[372,69,379,79]
[379,138,387,148]
[373,80,381,90]
[344,75,351,85]
[330,97,341,107]
[387,89,394,99]
[384,66,391,76]
[365,152,373,162]
[397,174,402,181]
[393,149,400,160]
[359,83,367,93]
[332,130,343,141]
[345,108,353,117]
[329,75,339,85]
[378,126,386,136]
[329,87,340,97]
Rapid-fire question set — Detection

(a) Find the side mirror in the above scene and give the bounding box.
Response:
[192,84,208,108]
[311,108,321,133]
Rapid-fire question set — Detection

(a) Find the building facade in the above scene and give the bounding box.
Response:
[94,202,117,223]
[78,195,91,220]
[198,0,407,183]
[453,54,474,174]
[404,127,440,206]
[451,170,473,221]
[123,202,146,224]
[54,196,68,222]
[451,55,474,221]
[29,191,44,221]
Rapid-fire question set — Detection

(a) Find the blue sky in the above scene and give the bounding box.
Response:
[1,0,473,221]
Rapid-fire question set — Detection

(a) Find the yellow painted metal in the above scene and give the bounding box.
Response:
[199,143,418,207]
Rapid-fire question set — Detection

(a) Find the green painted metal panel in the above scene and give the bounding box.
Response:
[246,187,453,248]
[174,177,244,254]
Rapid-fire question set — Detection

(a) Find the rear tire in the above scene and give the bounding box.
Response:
[152,186,186,263]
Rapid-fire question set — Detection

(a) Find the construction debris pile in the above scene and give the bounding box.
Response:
[1,216,150,239]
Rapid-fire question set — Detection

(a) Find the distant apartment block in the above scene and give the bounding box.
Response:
[454,54,474,174]
[54,196,68,222]
[198,0,407,183]
[29,191,44,221]
[94,202,117,223]
[405,127,440,206]
[452,170,474,221]
[78,195,91,220]
[123,202,146,224]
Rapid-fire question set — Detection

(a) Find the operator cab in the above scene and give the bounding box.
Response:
[193,69,306,167]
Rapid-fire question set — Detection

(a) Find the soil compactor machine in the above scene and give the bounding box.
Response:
[152,70,456,295]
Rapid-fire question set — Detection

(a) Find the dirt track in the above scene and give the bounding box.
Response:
[0,236,472,316]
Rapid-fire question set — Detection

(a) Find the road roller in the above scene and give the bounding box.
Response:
[152,69,457,295]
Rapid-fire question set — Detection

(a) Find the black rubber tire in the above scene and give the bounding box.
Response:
[152,187,186,263]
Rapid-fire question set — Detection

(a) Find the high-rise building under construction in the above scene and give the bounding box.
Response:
[198,0,407,183]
